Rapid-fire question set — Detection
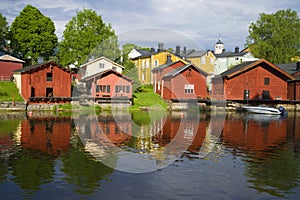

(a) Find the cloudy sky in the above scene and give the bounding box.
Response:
[0,0,299,51]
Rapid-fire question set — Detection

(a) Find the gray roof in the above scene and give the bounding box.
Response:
[136,49,152,57]
[276,63,299,74]
[163,64,208,78]
[216,61,256,78]
[185,50,207,58]
[13,61,71,73]
[215,51,248,58]
[216,39,224,45]
[152,60,183,72]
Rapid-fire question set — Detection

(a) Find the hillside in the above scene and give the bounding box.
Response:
[0,82,24,102]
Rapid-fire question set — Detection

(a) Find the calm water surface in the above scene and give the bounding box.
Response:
[0,110,300,199]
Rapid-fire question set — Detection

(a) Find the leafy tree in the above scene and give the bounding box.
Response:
[85,35,121,63]
[59,8,116,67]
[246,9,300,63]
[10,5,58,63]
[0,13,9,51]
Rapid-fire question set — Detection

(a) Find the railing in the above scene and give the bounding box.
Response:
[0,76,13,82]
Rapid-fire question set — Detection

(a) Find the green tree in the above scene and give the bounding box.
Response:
[0,13,9,51]
[86,35,121,63]
[246,9,300,63]
[59,8,116,67]
[10,5,58,63]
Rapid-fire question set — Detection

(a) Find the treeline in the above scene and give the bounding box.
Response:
[1,5,300,68]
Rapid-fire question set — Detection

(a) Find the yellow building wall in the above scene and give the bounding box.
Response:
[134,51,187,85]
[187,51,215,74]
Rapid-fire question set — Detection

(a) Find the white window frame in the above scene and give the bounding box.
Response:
[184,84,194,94]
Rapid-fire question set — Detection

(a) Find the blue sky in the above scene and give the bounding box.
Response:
[0,0,299,51]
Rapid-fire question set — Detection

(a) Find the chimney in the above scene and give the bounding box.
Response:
[151,47,155,53]
[297,62,300,71]
[166,54,172,64]
[183,47,187,55]
[158,42,164,52]
[235,46,239,53]
[175,45,180,55]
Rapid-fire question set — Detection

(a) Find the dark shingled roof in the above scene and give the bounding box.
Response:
[152,60,184,72]
[13,61,71,73]
[185,50,207,58]
[276,63,299,74]
[81,69,133,82]
[163,64,208,78]
[216,39,224,45]
[215,59,295,81]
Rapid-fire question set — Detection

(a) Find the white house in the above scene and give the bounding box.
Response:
[79,56,124,79]
[214,46,258,75]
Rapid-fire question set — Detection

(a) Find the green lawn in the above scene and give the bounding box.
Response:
[0,82,24,102]
[130,85,168,110]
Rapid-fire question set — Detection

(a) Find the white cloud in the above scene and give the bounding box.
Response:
[0,0,299,50]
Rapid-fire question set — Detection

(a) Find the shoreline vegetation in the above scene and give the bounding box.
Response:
[1,83,300,113]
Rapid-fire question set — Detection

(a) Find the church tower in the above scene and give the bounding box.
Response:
[214,38,225,54]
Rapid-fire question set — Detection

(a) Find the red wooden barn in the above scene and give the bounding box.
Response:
[211,59,295,101]
[13,61,73,103]
[160,63,208,101]
[152,60,186,96]
[82,69,133,100]
[0,54,24,81]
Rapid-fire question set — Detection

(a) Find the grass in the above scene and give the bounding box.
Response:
[129,84,168,111]
[0,82,24,102]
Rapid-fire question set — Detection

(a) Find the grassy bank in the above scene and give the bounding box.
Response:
[129,85,168,111]
[0,82,24,102]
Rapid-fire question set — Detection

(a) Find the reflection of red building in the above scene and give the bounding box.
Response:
[20,117,72,154]
[154,114,209,153]
[89,115,132,146]
[222,114,287,154]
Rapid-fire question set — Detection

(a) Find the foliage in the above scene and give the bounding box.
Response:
[10,5,58,63]
[0,82,24,102]
[0,13,9,51]
[130,85,167,110]
[86,35,120,63]
[246,9,300,63]
[58,8,116,67]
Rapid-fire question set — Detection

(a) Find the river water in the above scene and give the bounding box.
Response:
[0,110,300,199]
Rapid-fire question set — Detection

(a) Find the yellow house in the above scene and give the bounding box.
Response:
[185,50,216,74]
[132,50,187,85]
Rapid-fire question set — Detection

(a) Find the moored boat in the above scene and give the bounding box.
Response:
[242,105,287,115]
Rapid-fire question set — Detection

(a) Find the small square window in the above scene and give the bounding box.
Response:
[46,73,52,82]
[264,78,270,85]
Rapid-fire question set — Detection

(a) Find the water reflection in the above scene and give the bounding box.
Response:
[0,111,300,198]
[222,112,300,198]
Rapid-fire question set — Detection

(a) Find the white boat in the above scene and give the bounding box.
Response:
[242,105,286,115]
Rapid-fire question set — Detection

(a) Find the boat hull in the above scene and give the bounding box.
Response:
[242,106,282,115]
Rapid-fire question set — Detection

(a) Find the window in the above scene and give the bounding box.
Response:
[46,88,53,97]
[115,85,130,93]
[46,73,52,82]
[158,81,161,90]
[96,85,110,93]
[99,63,105,68]
[264,78,270,85]
[154,60,159,66]
[210,58,213,64]
[244,90,250,100]
[201,57,205,64]
[112,66,117,71]
[184,84,194,94]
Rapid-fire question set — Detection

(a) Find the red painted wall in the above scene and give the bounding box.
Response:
[21,63,72,101]
[153,61,186,95]
[90,72,132,98]
[0,61,23,80]
[225,66,288,100]
[162,66,207,101]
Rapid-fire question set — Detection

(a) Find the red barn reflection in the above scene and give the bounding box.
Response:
[20,117,72,154]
